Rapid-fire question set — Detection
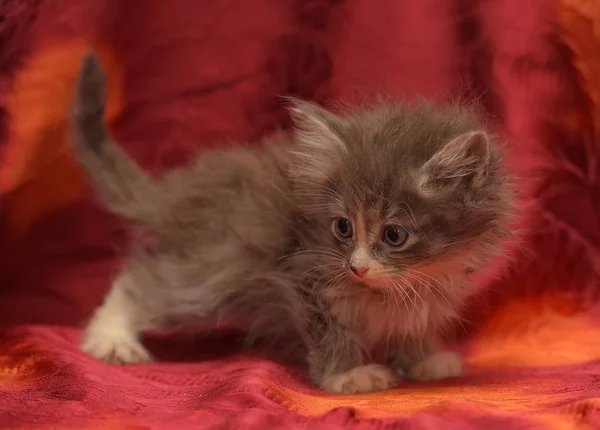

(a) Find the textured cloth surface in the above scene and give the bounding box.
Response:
[1,0,600,428]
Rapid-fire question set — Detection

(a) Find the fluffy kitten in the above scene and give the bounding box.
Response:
[72,53,515,394]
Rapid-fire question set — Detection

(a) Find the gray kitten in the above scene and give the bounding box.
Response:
[72,54,515,394]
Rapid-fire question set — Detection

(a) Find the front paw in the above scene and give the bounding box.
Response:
[82,327,151,365]
[321,364,398,394]
[407,352,463,381]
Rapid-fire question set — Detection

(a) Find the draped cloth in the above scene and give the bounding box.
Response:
[1,0,600,428]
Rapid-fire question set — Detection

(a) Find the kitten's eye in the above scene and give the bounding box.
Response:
[382,226,409,247]
[332,217,353,240]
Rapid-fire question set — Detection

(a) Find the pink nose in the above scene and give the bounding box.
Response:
[350,265,368,277]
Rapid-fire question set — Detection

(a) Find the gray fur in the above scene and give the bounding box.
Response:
[73,53,515,393]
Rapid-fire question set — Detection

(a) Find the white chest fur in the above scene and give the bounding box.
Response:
[327,288,431,349]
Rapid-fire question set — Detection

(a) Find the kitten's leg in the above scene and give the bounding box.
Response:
[82,268,153,364]
[389,337,463,381]
[388,338,431,379]
[309,323,398,394]
[407,352,463,381]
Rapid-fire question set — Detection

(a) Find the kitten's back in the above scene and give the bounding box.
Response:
[155,140,298,257]
[72,53,299,264]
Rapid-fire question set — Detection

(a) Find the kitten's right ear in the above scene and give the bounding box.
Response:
[420,130,491,191]
[287,98,347,154]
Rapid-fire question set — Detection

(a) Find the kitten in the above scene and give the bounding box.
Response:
[72,53,515,394]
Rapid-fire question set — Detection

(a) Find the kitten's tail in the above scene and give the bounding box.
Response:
[71,53,161,227]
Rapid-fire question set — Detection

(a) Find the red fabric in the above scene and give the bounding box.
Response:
[1,0,600,428]
[3,324,600,429]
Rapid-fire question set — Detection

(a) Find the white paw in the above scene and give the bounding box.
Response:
[81,328,151,365]
[408,352,463,381]
[321,364,398,394]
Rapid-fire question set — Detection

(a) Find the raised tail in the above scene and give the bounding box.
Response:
[72,53,162,227]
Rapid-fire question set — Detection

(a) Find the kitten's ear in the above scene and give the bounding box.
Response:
[421,130,491,190]
[288,98,347,154]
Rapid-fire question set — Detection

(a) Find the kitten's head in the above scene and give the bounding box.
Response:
[289,98,515,300]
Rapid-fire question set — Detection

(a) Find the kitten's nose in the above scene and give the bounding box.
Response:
[350,265,368,277]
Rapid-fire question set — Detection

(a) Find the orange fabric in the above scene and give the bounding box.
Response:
[261,295,600,421]
[2,298,600,428]
[558,0,600,139]
[469,294,600,368]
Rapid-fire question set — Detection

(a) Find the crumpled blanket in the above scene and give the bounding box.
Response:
[1,0,600,429]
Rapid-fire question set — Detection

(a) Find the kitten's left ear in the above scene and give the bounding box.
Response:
[421,130,491,189]
[288,98,347,154]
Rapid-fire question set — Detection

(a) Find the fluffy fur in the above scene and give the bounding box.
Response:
[73,54,515,394]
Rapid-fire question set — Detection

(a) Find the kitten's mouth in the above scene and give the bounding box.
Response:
[364,279,393,289]
[348,270,389,289]
[348,270,418,292]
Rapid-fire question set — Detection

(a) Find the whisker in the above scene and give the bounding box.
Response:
[387,282,405,311]
[279,248,346,260]
[318,268,351,292]
[398,275,426,311]
[301,263,341,276]
[391,279,414,311]
[404,269,468,334]
[402,270,443,309]
[405,270,457,306]
[385,278,406,311]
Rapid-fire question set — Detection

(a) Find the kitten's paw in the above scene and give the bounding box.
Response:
[321,364,398,394]
[81,329,151,365]
[407,352,463,381]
